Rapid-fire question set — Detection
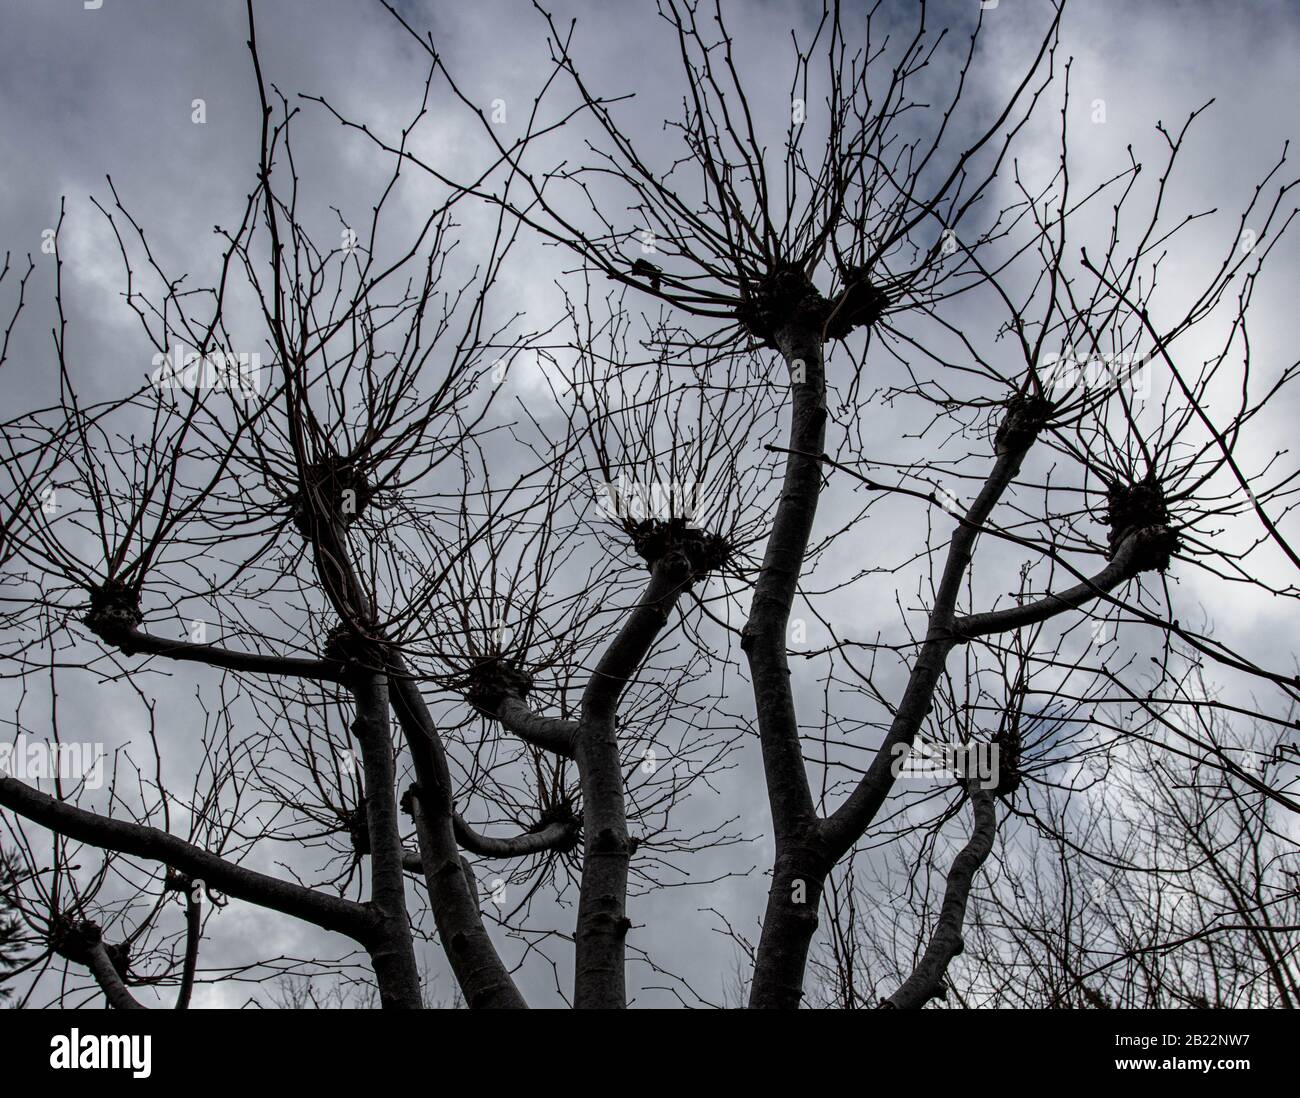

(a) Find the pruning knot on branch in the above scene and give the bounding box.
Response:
[991,723,1022,798]
[321,620,383,677]
[736,262,889,347]
[48,915,100,964]
[464,656,534,715]
[163,869,193,895]
[736,264,825,347]
[994,393,1052,455]
[827,263,891,340]
[529,800,582,853]
[49,915,129,979]
[344,803,371,857]
[162,870,225,908]
[627,517,731,579]
[1106,475,1182,573]
[84,579,143,649]
[289,455,375,535]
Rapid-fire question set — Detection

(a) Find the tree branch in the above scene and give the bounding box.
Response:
[0,774,373,940]
[493,696,578,758]
[388,672,528,1009]
[952,531,1147,640]
[883,789,997,1009]
[350,671,423,1008]
[91,626,343,682]
[568,554,698,1008]
[406,784,528,1009]
[82,932,147,1011]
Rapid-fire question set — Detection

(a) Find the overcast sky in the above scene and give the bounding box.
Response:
[2,0,1299,1007]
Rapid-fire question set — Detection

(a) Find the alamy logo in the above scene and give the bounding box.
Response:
[891,737,999,790]
[150,341,263,396]
[50,1030,151,1079]
[596,474,703,523]
[1042,346,1152,399]
[0,736,103,789]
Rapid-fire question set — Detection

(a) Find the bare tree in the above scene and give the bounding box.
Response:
[1,0,1298,1011]
[831,687,1300,1009]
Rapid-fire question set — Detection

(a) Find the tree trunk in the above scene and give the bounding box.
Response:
[744,323,828,1008]
[351,672,423,1009]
